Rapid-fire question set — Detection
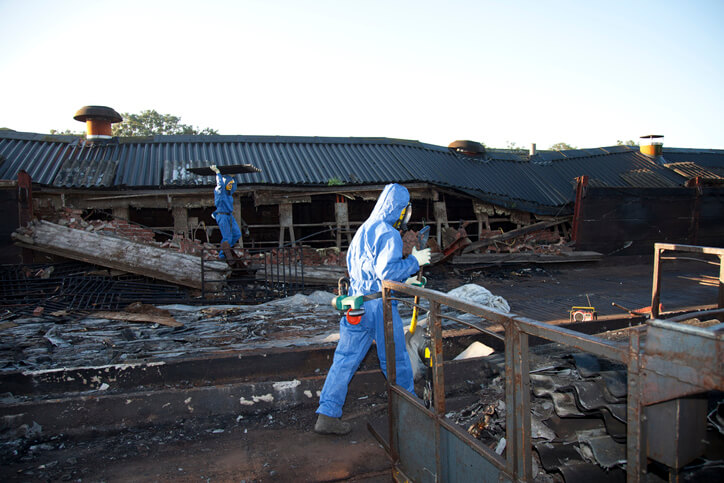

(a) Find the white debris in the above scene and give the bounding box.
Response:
[446,284,510,313]
[273,380,301,392]
[453,341,495,360]
[495,437,507,455]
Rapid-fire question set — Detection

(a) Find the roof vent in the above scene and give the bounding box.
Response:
[639,134,663,157]
[73,106,123,141]
[448,140,486,157]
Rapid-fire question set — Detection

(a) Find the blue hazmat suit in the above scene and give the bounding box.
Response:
[317,183,420,418]
[212,173,241,258]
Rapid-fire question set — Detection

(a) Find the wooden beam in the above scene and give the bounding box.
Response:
[91,311,182,327]
[13,221,229,290]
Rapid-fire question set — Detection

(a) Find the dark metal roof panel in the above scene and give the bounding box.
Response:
[0,136,75,184]
[664,162,724,180]
[0,132,701,213]
[619,168,681,188]
[661,148,724,168]
[53,158,119,188]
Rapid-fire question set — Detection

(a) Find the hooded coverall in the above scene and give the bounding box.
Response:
[317,183,419,419]
[213,173,241,259]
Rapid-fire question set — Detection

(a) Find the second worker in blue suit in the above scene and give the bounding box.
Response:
[315,183,431,435]
[210,165,241,259]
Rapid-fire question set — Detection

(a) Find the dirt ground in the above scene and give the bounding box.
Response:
[1,391,393,482]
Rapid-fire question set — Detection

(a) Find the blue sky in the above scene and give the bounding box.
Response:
[1,0,723,149]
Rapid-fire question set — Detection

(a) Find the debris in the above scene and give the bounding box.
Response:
[90,311,183,328]
[12,220,230,290]
[446,284,510,313]
[33,306,45,316]
[494,437,506,455]
[454,341,495,360]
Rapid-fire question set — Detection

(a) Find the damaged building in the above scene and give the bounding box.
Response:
[2,107,723,268]
[1,107,723,482]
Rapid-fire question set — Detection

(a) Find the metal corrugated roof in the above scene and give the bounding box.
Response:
[1,131,717,215]
[664,162,724,180]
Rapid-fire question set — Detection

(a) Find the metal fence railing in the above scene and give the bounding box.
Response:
[374,243,724,482]
[200,246,306,303]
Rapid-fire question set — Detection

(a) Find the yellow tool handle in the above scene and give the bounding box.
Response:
[409,295,420,334]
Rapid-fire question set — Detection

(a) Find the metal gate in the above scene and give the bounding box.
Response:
[374,243,724,482]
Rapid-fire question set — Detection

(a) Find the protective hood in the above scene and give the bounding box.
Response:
[367,184,410,227]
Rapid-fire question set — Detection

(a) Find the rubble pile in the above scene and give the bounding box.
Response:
[478,228,569,255]
[0,291,340,375]
[447,348,724,481]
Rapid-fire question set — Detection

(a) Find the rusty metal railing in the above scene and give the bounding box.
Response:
[379,246,724,482]
[651,243,724,318]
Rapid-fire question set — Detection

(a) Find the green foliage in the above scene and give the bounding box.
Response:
[327,177,344,186]
[505,141,526,151]
[49,128,85,137]
[111,110,219,137]
[549,142,576,150]
[617,139,638,146]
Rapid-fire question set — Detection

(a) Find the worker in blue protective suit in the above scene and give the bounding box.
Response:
[210,165,241,259]
[315,183,431,435]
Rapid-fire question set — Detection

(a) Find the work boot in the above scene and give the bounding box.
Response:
[314,414,351,435]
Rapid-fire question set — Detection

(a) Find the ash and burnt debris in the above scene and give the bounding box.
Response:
[0,290,341,378]
[447,343,724,482]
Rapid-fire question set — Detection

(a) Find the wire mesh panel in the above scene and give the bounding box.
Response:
[201,246,306,303]
[0,262,191,316]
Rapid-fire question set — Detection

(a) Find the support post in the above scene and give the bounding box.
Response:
[429,300,445,482]
[571,175,588,243]
[433,201,448,247]
[278,203,295,247]
[334,199,351,250]
[651,244,663,318]
[505,319,532,480]
[382,286,399,465]
[17,170,34,263]
[626,327,646,482]
[233,202,244,248]
[172,206,188,238]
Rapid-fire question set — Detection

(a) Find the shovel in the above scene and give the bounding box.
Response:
[405,226,430,379]
[408,225,430,335]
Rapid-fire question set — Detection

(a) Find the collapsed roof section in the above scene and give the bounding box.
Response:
[1,130,722,216]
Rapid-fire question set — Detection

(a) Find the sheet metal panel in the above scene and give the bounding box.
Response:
[440,425,512,483]
[394,394,438,482]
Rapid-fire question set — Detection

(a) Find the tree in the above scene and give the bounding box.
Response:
[50,128,85,137]
[504,141,526,152]
[111,110,219,136]
[617,139,638,146]
[549,142,576,150]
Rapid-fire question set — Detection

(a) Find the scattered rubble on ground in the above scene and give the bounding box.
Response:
[0,291,340,375]
[445,344,724,482]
